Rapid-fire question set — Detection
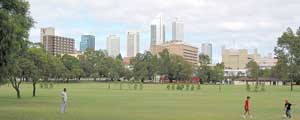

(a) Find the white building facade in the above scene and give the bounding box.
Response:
[107,35,120,58]
[150,14,165,47]
[172,17,184,41]
[127,31,140,57]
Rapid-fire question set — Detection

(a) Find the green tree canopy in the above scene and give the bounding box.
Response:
[274,27,300,83]
[0,0,34,97]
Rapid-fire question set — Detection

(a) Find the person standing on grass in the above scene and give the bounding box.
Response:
[243,96,253,119]
[60,88,67,113]
[284,99,292,119]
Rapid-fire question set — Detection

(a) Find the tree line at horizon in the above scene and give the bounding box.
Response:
[1,0,300,98]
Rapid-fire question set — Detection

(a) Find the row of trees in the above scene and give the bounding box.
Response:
[131,50,193,83]
[1,42,198,98]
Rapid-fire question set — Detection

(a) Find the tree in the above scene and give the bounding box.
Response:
[246,60,259,79]
[79,49,97,78]
[169,55,193,81]
[131,53,148,82]
[124,68,133,81]
[199,54,210,65]
[158,49,172,82]
[274,27,300,91]
[195,54,211,83]
[144,52,158,81]
[61,54,82,82]
[214,63,225,81]
[246,60,259,90]
[28,47,46,96]
[259,69,272,78]
[93,50,109,81]
[271,51,288,80]
[18,57,38,94]
[0,0,34,91]
[48,55,65,81]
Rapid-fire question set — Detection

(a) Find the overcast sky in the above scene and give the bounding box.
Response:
[28,0,300,63]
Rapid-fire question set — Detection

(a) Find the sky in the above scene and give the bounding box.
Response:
[27,0,300,63]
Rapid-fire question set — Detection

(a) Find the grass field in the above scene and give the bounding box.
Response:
[0,83,300,120]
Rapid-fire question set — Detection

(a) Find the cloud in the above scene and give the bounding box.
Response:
[27,0,300,63]
[220,21,248,31]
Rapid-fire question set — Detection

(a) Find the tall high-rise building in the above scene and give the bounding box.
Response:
[172,17,184,41]
[40,27,55,43]
[150,14,165,48]
[80,35,95,53]
[127,31,140,57]
[106,34,120,57]
[201,43,212,63]
[42,35,75,56]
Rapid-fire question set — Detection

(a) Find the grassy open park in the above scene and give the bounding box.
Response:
[0,83,299,120]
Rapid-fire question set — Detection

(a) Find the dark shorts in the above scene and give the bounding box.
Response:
[244,108,249,112]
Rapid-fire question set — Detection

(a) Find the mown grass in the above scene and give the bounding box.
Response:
[0,83,299,120]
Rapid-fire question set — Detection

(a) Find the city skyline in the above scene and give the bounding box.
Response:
[27,0,300,63]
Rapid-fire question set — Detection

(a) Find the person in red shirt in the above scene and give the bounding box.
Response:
[243,96,253,119]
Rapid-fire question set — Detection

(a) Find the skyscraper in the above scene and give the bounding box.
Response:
[201,43,213,63]
[150,14,165,48]
[172,17,184,41]
[106,34,120,58]
[127,31,140,57]
[40,27,55,43]
[80,35,95,53]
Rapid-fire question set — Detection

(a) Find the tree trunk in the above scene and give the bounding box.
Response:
[291,80,293,91]
[32,82,36,97]
[14,87,21,98]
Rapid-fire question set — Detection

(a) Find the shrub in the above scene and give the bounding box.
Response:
[44,83,48,89]
[139,83,143,90]
[128,82,132,90]
[49,82,54,88]
[181,84,185,90]
[246,83,251,92]
[40,83,43,89]
[176,84,181,90]
[197,84,201,90]
[261,83,265,91]
[254,83,259,92]
[108,83,111,89]
[167,84,170,90]
[171,84,175,90]
[185,84,190,91]
[134,83,138,90]
[191,84,195,91]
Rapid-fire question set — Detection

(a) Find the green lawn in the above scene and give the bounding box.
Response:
[0,83,300,120]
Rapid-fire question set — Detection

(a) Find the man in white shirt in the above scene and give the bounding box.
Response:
[60,88,67,113]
